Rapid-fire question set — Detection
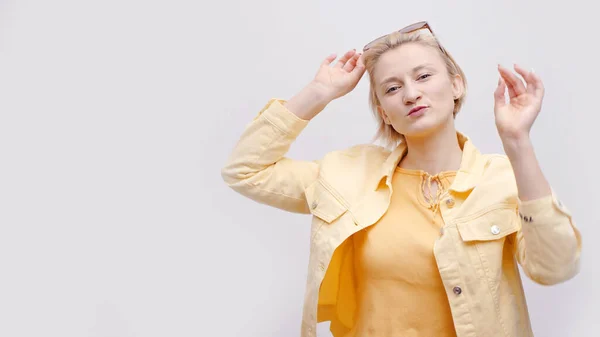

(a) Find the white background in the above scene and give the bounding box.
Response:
[0,0,597,336]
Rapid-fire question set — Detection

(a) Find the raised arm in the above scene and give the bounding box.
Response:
[221,50,366,213]
[494,64,582,284]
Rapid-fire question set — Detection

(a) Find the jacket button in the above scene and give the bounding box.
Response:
[490,225,500,235]
[319,262,325,271]
[453,286,462,295]
[445,198,455,208]
[311,201,318,209]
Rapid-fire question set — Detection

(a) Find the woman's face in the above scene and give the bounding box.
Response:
[372,43,463,139]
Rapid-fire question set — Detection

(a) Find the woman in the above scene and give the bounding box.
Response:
[221,21,581,337]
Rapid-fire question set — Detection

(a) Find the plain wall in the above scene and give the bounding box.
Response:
[0,0,598,336]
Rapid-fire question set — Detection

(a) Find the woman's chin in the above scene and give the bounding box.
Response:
[400,114,454,139]
[401,122,441,139]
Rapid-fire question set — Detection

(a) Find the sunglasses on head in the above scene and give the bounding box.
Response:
[362,21,447,55]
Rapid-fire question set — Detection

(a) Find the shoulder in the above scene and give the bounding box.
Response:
[478,153,518,193]
[321,143,390,165]
[482,153,510,167]
[317,143,390,193]
[481,153,513,175]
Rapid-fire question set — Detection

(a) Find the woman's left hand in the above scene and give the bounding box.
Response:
[493,64,545,141]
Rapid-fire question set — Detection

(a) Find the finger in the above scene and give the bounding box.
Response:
[513,64,537,96]
[530,71,545,98]
[335,49,356,68]
[351,53,366,79]
[498,68,516,99]
[497,66,521,99]
[498,64,526,98]
[513,64,532,84]
[494,76,507,112]
[523,68,545,99]
[342,52,360,72]
[321,53,338,67]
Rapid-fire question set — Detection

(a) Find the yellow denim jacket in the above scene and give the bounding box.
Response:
[221,99,582,337]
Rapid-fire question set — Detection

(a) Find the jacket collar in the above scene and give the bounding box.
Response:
[375,131,484,193]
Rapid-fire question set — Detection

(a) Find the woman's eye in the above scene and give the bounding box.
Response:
[386,86,400,94]
[418,74,432,80]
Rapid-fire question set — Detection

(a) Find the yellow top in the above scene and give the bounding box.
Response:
[345,167,458,337]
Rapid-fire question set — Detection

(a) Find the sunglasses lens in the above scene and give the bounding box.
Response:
[364,36,386,51]
[399,21,427,33]
[363,21,430,51]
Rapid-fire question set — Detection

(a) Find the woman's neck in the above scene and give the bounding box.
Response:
[399,126,463,175]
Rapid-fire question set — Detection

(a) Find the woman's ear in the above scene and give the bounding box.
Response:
[377,106,391,125]
[451,73,464,100]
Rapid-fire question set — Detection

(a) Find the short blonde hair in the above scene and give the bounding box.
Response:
[363,29,467,147]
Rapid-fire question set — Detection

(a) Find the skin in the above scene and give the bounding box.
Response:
[284,44,552,201]
[371,43,464,176]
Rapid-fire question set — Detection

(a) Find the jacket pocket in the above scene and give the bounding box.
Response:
[456,207,520,287]
[456,207,520,242]
[305,179,347,224]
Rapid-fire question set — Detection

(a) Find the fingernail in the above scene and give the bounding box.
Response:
[531,68,535,73]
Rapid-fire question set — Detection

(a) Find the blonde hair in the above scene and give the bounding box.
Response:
[363,30,467,148]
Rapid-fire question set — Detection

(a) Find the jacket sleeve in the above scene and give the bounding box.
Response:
[221,99,320,214]
[511,190,582,285]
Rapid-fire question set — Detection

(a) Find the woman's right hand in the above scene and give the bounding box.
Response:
[310,50,366,101]
[284,50,366,121]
